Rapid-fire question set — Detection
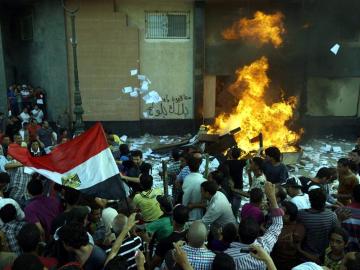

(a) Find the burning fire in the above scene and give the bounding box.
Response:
[208,57,301,152]
[222,11,285,48]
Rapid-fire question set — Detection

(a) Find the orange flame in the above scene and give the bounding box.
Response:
[222,11,285,48]
[208,57,301,152]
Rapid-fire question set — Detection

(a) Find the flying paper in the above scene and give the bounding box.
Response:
[141,81,149,91]
[330,43,340,55]
[122,87,133,94]
[120,135,127,142]
[143,91,162,104]
[143,112,149,118]
[130,69,138,76]
[138,75,146,81]
[130,90,138,97]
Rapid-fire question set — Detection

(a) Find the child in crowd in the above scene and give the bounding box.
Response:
[324,227,349,270]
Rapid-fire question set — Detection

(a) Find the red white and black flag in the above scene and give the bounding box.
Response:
[8,122,126,199]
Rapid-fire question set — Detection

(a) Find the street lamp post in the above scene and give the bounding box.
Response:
[62,0,84,136]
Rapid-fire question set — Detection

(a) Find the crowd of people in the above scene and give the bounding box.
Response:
[1,117,360,270]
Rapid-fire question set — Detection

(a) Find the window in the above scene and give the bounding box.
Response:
[20,14,33,41]
[145,11,190,39]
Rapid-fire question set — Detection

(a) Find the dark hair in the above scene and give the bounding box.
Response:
[276,186,287,203]
[353,184,360,203]
[140,174,153,190]
[173,205,189,225]
[282,201,298,222]
[27,179,43,196]
[330,226,349,243]
[17,223,40,253]
[58,222,89,249]
[201,181,218,196]
[12,254,44,270]
[345,252,360,270]
[120,144,130,156]
[222,223,238,243]
[238,218,260,244]
[209,170,225,186]
[104,256,128,270]
[250,188,263,204]
[0,203,17,223]
[338,158,351,167]
[188,155,202,172]
[212,253,235,270]
[265,146,281,162]
[0,172,10,184]
[217,163,231,179]
[316,167,332,179]
[229,147,241,159]
[352,149,360,156]
[131,150,143,159]
[64,187,81,206]
[171,149,182,161]
[252,157,264,171]
[349,160,359,174]
[309,188,326,211]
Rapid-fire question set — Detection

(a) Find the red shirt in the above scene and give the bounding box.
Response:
[28,124,41,141]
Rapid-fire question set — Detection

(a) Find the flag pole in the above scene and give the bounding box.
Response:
[162,160,169,196]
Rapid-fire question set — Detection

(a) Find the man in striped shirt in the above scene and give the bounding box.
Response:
[110,214,143,270]
[225,181,284,270]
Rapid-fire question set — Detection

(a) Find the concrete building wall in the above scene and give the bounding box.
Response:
[115,0,194,120]
[0,24,7,113]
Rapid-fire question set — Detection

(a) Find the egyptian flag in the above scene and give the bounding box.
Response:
[8,122,126,200]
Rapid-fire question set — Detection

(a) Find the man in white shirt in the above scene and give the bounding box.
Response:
[182,155,206,221]
[0,172,25,225]
[31,105,44,124]
[201,181,236,228]
[19,107,30,124]
[282,176,311,210]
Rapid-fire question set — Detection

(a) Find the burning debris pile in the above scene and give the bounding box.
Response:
[208,11,302,153]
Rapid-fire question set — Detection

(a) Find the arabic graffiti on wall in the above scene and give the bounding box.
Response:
[144,94,192,118]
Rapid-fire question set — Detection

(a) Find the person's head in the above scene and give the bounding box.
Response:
[17,223,41,253]
[0,172,10,191]
[309,188,326,211]
[187,154,202,173]
[201,181,218,200]
[63,187,81,206]
[22,122,29,130]
[66,206,90,226]
[228,147,241,160]
[179,152,190,168]
[173,205,189,227]
[337,158,351,175]
[212,253,235,270]
[131,150,143,166]
[22,107,28,113]
[33,104,39,111]
[104,256,128,270]
[30,118,38,126]
[27,179,43,197]
[111,214,128,235]
[282,177,303,197]
[249,188,263,205]
[89,202,102,223]
[208,170,225,186]
[0,203,17,223]
[42,121,49,129]
[13,134,22,145]
[315,167,333,184]
[238,218,260,244]
[349,149,360,164]
[341,252,360,270]
[187,221,208,248]
[265,146,281,163]
[222,223,238,243]
[171,149,182,162]
[12,254,44,270]
[157,195,173,215]
[217,163,231,178]
[58,222,89,251]
[140,174,153,191]
[30,141,40,152]
[2,136,10,146]
[250,157,264,172]
[281,201,298,223]
[329,227,348,255]
[119,144,130,156]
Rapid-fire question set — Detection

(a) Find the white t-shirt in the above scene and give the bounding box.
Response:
[290,193,311,210]
[0,197,25,226]
[19,112,30,123]
[31,109,44,124]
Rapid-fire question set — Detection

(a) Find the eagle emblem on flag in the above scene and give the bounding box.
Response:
[61,173,81,189]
